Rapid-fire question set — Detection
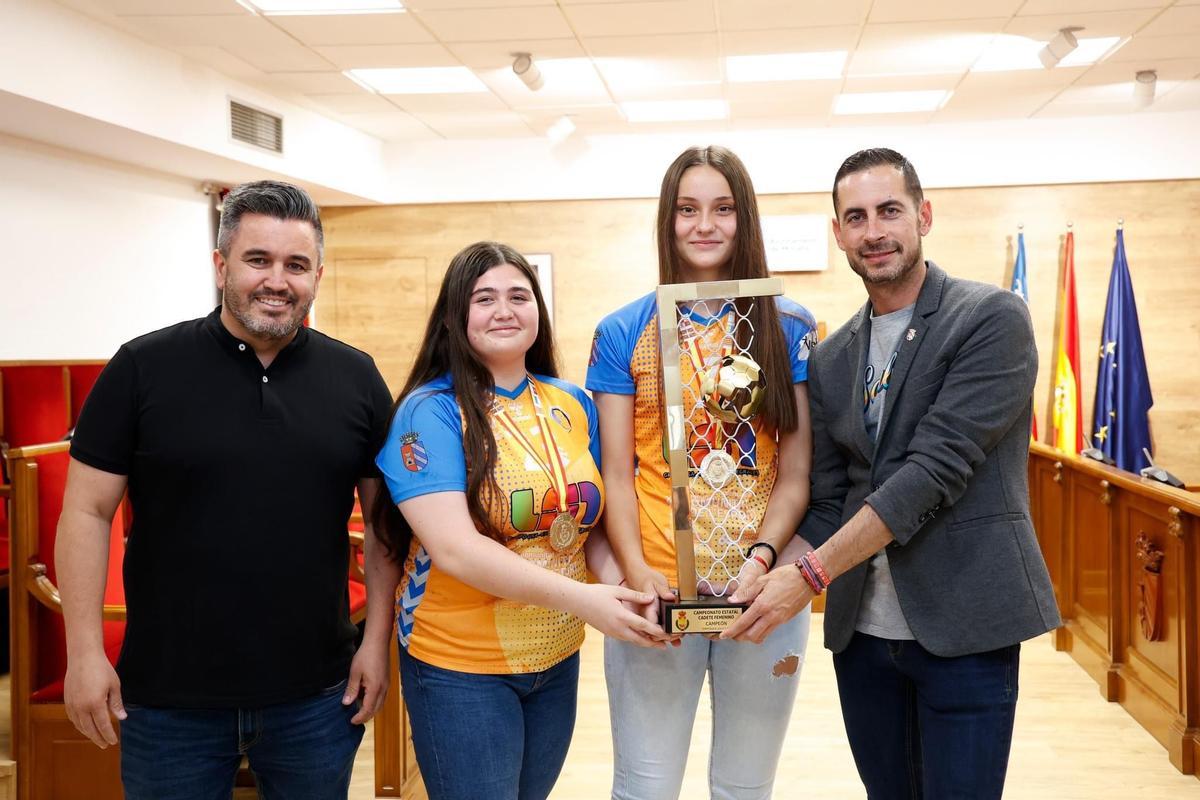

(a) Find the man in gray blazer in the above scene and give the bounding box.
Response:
[724,148,1060,798]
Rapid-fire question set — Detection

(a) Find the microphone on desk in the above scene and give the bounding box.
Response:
[1080,447,1115,465]
[1139,448,1185,489]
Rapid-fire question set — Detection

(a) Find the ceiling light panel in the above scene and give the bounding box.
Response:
[594,55,722,92]
[314,43,458,70]
[1057,37,1123,67]
[726,51,847,82]
[250,0,405,14]
[833,90,951,114]
[347,66,488,94]
[849,20,1007,76]
[972,35,1123,72]
[622,99,729,122]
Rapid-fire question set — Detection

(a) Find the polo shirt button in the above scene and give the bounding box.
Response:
[238,343,246,352]
[262,376,268,384]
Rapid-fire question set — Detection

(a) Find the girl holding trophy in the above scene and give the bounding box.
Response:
[587,146,818,798]
[374,241,662,800]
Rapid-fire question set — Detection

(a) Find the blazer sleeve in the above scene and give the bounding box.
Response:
[797,346,850,548]
[865,290,1038,545]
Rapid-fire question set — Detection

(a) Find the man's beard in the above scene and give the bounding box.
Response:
[223,284,312,340]
[849,239,923,286]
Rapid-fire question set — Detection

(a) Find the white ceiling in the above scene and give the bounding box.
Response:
[58,0,1200,142]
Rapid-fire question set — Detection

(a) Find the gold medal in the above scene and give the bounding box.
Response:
[699,450,736,489]
[549,512,579,552]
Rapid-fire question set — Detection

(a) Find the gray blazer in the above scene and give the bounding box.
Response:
[799,262,1061,657]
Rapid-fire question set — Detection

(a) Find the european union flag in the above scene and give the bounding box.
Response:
[1091,229,1153,472]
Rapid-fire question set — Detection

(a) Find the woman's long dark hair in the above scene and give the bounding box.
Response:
[655,145,798,433]
[371,241,561,562]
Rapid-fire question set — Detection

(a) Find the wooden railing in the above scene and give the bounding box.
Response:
[1028,442,1199,779]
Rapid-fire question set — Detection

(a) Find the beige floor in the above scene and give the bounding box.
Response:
[6,615,1199,798]
[353,615,1200,799]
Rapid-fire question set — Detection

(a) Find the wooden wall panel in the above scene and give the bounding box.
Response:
[322,178,1200,484]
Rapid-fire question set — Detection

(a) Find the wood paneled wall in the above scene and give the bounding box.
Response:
[320,178,1200,482]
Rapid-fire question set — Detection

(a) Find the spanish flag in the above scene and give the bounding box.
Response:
[1052,230,1084,453]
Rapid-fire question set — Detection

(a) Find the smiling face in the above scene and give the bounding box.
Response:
[214,213,322,343]
[674,164,738,280]
[832,166,932,288]
[465,262,539,372]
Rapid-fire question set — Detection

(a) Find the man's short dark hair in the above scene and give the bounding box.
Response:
[217,180,324,260]
[832,148,924,212]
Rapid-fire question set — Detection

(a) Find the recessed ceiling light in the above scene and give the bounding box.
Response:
[621,100,729,122]
[346,67,487,94]
[725,52,847,82]
[248,0,404,15]
[833,90,951,115]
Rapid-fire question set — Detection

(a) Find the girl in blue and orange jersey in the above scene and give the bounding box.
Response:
[374,241,664,800]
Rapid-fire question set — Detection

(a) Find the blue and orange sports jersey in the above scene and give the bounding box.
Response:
[377,373,604,674]
[587,292,816,589]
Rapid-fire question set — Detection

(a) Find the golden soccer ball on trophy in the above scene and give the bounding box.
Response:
[700,354,766,423]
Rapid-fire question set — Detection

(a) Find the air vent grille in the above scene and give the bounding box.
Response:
[230,101,283,153]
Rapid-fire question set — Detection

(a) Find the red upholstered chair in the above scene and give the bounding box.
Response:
[348,495,367,625]
[8,442,125,800]
[0,366,71,448]
[66,364,106,429]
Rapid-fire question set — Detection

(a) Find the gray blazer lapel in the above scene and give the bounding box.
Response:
[874,262,947,443]
[844,303,874,461]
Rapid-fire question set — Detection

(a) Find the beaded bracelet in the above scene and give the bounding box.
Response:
[795,551,830,594]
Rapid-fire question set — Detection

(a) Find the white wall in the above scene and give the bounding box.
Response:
[0,134,215,359]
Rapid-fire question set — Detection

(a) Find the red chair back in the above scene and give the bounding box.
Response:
[1,366,70,448]
[67,364,106,428]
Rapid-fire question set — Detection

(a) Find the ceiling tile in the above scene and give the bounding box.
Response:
[414,6,573,41]
[1138,5,1200,37]
[87,0,243,13]
[447,39,586,69]
[267,13,434,46]
[121,15,334,70]
[594,55,722,92]
[584,32,719,58]
[1075,57,1200,85]
[716,0,871,31]
[476,59,612,108]
[176,45,269,80]
[1152,78,1200,111]
[606,80,724,103]
[387,92,510,112]
[1107,34,1199,62]
[304,92,398,113]
[313,43,460,69]
[562,1,715,37]
[721,26,861,55]
[1004,9,1160,39]
[1017,0,1169,14]
[841,73,959,92]
[955,67,1087,92]
[724,79,840,103]
[936,82,1059,120]
[828,110,935,126]
[848,19,1007,76]
[868,0,1023,25]
[266,71,365,93]
[338,110,437,140]
[405,0,556,7]
[728,113,829,131]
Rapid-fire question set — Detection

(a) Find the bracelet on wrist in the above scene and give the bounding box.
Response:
[795,551,830,594]
[745,541,778,570]
[749,554,770,571]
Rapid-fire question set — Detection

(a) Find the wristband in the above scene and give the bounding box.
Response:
[795,551,829,595]
[750,554,769,570]
[745,541,778,570]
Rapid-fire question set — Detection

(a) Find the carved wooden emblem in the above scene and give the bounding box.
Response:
[1135,532,1164,641]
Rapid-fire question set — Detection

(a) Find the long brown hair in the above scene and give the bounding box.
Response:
[655,145,798,433]
[371,241,561,561]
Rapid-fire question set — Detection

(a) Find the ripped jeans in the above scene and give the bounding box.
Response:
[604,607,809,800]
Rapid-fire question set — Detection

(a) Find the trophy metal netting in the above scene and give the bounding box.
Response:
[656,278,783,635]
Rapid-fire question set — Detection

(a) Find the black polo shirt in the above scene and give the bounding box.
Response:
[71,308,393,708]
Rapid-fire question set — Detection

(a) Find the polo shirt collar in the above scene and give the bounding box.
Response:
[203,306,311,361]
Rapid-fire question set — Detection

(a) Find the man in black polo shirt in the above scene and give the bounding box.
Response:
[56,181,397,799]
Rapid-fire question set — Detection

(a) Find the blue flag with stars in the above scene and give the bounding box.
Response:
[1091,229,1153,472]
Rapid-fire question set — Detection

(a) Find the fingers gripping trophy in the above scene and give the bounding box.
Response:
[656,278,781,634]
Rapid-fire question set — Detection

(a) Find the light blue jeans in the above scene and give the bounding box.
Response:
[604,608,810,800]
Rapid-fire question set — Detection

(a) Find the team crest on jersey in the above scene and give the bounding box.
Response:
[400,432,428,472]
[550,407,572,432]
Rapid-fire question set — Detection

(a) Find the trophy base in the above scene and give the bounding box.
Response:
[661,595,748,635]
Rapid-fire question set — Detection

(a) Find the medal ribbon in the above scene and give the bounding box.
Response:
[491,378,572,518]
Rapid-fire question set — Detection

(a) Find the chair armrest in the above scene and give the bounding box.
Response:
[348,531,366,583]
[28,562,127,621]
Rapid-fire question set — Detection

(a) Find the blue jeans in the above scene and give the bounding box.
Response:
[120,680,364,800]
[399,648,579,800]
[833,633,1021,800]
[605,608,809,800]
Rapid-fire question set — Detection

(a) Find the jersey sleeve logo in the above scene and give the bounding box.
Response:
[588,329,602,367]
[400,432,428,472]
[550,406,572,432]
